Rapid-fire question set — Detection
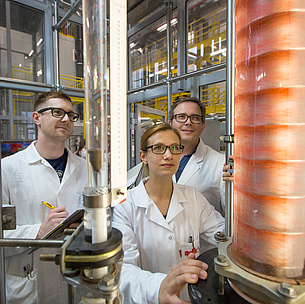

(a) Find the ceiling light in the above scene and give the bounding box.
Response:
[157,18,178,32]
[36,38,43,46]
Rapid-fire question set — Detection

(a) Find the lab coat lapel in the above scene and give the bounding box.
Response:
[135,181,173,231]
[59,148,79,189]
[166,184,186,223]
[145,203,172,230]
[177,139,206,185]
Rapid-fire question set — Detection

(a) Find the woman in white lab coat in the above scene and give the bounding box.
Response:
[112,123,224,304]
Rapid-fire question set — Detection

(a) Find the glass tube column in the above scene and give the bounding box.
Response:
[232,0,305,283]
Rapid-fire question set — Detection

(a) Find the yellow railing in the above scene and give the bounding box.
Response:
[12,66,34,82]
[132,84,225,122]
[11,67,85,109]
[130,6,226,85]
[202,84,226,115]
[12,67,84,90]
[60,74,84,90]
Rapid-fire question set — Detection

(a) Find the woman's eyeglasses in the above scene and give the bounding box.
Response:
[142,144,184,155]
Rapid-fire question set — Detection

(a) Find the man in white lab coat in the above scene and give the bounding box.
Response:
[1,92,86,304]
[169,97,232,215]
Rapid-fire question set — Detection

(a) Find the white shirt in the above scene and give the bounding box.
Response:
[2,141,86,304]
[112,180,225,304]
[174,139,225,215]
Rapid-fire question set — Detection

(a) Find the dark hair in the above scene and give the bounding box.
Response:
[169,97,206,123]
[34,91,72,110]
[76,139,86,157]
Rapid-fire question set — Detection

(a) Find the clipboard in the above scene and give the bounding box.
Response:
[28,208,84,254]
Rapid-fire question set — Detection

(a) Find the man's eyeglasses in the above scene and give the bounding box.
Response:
[173,114,203,124]
[37,107,79,122]
[142,144,184,155]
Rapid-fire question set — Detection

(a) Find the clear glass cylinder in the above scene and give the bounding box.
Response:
[84,206,112,243]
[231,0,305,281]
[83,0,109,189]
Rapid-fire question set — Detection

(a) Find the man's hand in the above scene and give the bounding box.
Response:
[158,253,208,304]
[36,205,69,239]
[222,155,234,182]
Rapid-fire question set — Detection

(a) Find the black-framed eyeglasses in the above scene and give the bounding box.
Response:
[173,114,203,124]
[142,144,184,155]
[37,107,79,122]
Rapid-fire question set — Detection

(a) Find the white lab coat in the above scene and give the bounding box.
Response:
[1,141,86,304]
[112,180,225,304]
[174,139,225,215]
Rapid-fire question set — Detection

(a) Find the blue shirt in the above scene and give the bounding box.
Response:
[45,149,68,183]
[175,142,199,181]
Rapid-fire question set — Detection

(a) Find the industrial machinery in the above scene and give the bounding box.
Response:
[0,0,127,303]
[189,1,305,303]
[46,0,127,302]
[214,1,305,303]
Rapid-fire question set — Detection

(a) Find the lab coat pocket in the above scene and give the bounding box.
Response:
[6,270,38,304]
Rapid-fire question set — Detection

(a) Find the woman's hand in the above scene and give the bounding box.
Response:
[222,155,234,182]
[158,253,208,304]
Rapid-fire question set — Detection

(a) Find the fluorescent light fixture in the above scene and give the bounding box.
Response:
[19,64,22,67]
[130,42,136,48]
[36,38,43,46]
[210,48,227,56]
[171,18,178,26]
[37,69,42,76]
[157,24,167,32]
[157,18,178,32]
[188,53,197,59]
[28,50,34,56]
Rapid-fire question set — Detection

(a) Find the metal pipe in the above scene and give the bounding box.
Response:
[54,0,60,90]
[5,0,14,140]
[0,239,64,247]
[82,0,110,289]
[166,0,173,119]
[53,0,82,31]
[0,146,6,304]
[0,77,84,95]
[224,0,235,238]
[127,63,226,95]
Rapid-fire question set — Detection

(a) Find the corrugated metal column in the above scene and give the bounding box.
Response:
[225,0,235,237]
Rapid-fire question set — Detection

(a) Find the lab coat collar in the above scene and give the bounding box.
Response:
[173,138,207,184]
[133,180,187,229]
[25,141,81,166]
[24,141,82,185]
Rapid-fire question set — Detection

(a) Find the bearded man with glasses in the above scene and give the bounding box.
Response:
[169,97,232,216]
[1,91,86,304]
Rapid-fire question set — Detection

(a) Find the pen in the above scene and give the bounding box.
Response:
[42,201,55,209]
[189,236,195,253]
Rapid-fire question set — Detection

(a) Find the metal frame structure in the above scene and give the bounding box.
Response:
[126,0,228,169]
[134,104,166,166]
[0,1,84,302]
